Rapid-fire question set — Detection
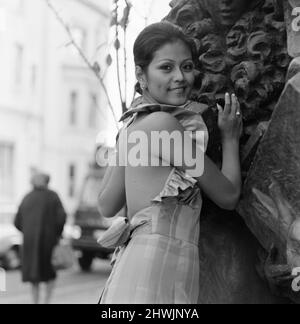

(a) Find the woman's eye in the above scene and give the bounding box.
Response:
[183,64,194,71]
[160,65,172,71]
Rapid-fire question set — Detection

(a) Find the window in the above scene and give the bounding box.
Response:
[13,43,24,86]
[69,91,78,126]
[0,143,14,201]
[88,93,98,128]
[68,164,76,198]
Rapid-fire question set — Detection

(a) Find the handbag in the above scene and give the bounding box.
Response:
[52,241,75,270]
[97,217,131,249]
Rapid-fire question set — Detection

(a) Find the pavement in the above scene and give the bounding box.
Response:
[0,259,112,304]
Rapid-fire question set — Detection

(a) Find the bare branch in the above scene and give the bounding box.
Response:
[123,0,132,108]
[113,0,127,113]
[123,28,128,108]
[45,0,120,130]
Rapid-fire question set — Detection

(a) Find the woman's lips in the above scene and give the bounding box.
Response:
[169,86,186,92]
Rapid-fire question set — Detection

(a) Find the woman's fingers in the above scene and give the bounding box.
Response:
[236,99,242,121]
[230,94,242,121]
[224,92,231,115]
[219,93,242,120]
[230,94,238,118]
[218,92,243,139]
[217,104,223,114]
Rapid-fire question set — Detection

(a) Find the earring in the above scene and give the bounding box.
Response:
[140,82,147,91]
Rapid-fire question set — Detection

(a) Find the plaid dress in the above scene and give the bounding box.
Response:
[100,98,209,304]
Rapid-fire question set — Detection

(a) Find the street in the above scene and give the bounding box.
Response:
[0,259,112,304]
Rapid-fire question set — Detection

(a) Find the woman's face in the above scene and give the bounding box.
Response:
[142,40,195,106]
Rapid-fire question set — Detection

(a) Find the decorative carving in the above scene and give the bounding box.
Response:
[237,69,300,303]
[284,0,300,57]
[165,0,291,165]
[164,0,299,303]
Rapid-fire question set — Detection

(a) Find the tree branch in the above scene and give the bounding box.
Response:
[113,1,127,114]
[45,0,120,130]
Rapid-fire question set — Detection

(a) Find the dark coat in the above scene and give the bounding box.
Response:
[14,188,66,283]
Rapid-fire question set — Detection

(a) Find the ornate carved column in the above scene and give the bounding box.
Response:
[237,0,300,303]
[164,0,300,303]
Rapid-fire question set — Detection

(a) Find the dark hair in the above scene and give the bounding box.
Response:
[134,22,197,93]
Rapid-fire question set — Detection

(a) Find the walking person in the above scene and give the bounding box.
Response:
[14,172,67,304]
[97,22,242,304]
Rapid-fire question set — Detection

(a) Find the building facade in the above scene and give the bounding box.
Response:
[0,0,111,221]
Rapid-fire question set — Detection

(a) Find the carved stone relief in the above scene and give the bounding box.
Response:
[165,0,290,165]
[164,0,300,303]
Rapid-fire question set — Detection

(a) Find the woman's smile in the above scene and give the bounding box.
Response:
[168,86,188,98]
[169,86,186,91]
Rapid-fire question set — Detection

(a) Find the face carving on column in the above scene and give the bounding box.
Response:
[201,0,250,29]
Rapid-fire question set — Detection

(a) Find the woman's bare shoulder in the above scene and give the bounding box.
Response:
[137,111,183,133]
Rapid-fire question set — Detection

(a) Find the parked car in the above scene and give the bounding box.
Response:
[71,163,123,271]
[0,224,22,270]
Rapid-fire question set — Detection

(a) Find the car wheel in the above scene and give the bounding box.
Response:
[78,252,94,272]
[4,247,20,270]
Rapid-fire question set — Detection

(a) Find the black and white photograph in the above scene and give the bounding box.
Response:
[0,0,300,306]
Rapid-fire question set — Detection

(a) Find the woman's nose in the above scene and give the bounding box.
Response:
[173,68,185,82]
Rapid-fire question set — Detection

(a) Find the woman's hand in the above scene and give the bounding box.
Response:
[217,93,243,142]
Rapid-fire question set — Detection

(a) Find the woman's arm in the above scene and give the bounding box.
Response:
[97,132,126,218]
[97,165,126,218]
[139,94,242,210]
[98,166,114,198]
[221,139,241,200]
[218,93,242,204]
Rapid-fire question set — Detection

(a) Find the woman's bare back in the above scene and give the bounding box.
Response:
[125,165,172,218]
[121,114,173,218]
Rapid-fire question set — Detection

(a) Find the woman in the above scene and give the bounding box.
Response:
[14,173,66,304]
[97,22,242,304]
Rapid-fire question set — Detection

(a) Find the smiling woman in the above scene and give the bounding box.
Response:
[136,40,195,106]
[98,22,242,304]
[133,22,197,102]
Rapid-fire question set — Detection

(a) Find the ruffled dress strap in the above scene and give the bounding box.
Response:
[151,168,201,207]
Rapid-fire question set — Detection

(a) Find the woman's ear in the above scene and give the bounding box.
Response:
[135,65,146,85]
